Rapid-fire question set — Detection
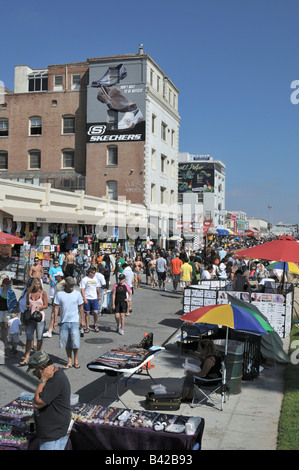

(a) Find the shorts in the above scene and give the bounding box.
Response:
[180,281,191,288]
[157,272,166,281]
[49,286,55,299]
[8,333,19,344]
[59,322,80,349]
[26,321,45,341]
[83,298,98,313]
[172,274,180,282]
[0,311,9,323]
[114,300,128,314]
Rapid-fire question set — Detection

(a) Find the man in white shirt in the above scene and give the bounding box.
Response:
[53,277,84,369]
[156,253,167,291]
[80,267,100,333]
[123,262,134,314]
[201,265,213,280]
[95,266,107,314]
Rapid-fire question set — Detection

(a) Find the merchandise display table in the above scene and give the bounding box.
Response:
[68,403,205,450]
[0,398,205,451]
[87,345,164,408]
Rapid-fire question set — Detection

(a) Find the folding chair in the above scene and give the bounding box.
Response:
[190,361,227,411]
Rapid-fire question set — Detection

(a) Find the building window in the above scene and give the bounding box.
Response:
[160,186,167,204]
[171,130,175,147]
[197,193,203,203]
[157,76,160,93]
[54,75,63,91]
[30,117,42,135]
[150,69,154,86]
[62,149,75,168]
[0,151,8,170]
[107,181,117,200]
[72,74,81,90]
[107,146,118,166]
[161,122,167,141]
[171,160,175,177]
[29,150,41,169]
[161,154,167,173]
[28,71,48,92]
[151,114,156,134]
[151,149,156,169]
[63,115,75,134]
[0,118,8,137]
[151,183,156,203]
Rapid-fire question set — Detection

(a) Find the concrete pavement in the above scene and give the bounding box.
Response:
[0,277,288,450]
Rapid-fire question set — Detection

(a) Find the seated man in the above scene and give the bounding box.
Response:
[181,339,222,401]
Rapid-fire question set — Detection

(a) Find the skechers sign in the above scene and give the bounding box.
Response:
[87,60,146,143]
[87,123,145,143]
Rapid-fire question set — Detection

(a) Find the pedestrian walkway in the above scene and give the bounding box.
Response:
[0,278,288,450]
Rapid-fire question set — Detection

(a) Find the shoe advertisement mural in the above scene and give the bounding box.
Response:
[87,61,146,143]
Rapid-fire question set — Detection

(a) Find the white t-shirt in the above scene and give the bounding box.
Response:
[8,317,21,334]
[54,290,84,323]
[95,272,107,288]
[201,270,211,280]
[123,267,134,288]
[80,276,100,299]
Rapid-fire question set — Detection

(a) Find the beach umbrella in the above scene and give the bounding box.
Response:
[234,237,299,290]
[180,302,269,408]
[217,228,229,236]
[0,232,24,244]
[267,261,299,275]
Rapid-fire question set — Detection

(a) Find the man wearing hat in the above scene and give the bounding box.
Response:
[27,350,71,450]
[53,277,84,369]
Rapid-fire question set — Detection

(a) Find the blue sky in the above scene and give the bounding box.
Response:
[1,0,299,224]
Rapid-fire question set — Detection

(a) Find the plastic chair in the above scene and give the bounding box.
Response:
[190,362,227,411]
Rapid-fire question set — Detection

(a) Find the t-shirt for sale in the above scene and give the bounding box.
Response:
[79,276,100,299]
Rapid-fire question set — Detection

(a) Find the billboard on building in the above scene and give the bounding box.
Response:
[86,60,146,143]
[178,162,215,193]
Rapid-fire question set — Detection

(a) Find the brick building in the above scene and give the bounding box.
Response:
[0,45,180,221]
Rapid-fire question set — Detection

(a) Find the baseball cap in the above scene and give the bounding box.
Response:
[118,274,126,280]
[27,350,50,374]
[55,271,64,277]
[65,276,75,286]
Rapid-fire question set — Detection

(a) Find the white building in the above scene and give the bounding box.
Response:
[178,153,226,241]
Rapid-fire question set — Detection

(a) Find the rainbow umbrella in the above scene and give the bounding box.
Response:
[267,261,299,275]
[180,301,271,407]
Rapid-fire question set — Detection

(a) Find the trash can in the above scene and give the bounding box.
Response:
[214,339,244,395]
[230,331,261,380]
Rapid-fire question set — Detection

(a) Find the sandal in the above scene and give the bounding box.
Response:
[18,361,28,367]
[84,328,90,333]
[63,364,72,369]
[73,363,81,369]
[94,325,100,332]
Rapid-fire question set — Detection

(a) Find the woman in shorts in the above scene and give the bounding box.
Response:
[19,278,48,366]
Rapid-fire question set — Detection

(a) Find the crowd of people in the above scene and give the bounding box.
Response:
[1,236,286,364]
[0,234,296,450]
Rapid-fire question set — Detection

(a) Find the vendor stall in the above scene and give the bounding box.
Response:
[0,397,205,451]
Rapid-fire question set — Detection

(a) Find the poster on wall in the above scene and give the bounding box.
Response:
[87,61,146,143]
[178,162,215,193]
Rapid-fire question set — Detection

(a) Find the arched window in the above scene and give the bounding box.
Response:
[107,146,118,166]
[29,150,41,169]
[106,181,117,200]
[62,149,75,168]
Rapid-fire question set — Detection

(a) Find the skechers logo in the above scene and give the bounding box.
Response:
[88,125,106,135]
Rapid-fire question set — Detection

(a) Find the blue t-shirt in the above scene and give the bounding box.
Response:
[48,266,61,287]
[53,290,84,323]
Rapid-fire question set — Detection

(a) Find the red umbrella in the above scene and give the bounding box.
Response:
[0,232,23,244]
[234,236,299,263]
